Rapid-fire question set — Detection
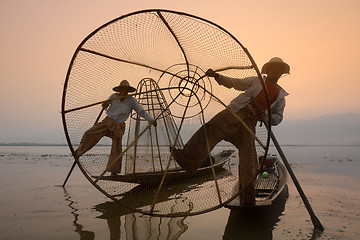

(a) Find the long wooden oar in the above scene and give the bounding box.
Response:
[269,130,324,231]
[247,90,324,230]
[62,107,105,188]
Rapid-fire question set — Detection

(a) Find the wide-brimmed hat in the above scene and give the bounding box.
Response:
[261,57,290,74]
[112,80,136,92]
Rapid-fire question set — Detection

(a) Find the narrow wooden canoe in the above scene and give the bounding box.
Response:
[92,149,235,184]
[225,156,288,209]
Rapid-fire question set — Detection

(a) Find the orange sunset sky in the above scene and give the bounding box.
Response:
[1,0,359,143]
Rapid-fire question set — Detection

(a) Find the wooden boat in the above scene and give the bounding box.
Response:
[225,155,288,209]
[92,149,235,184]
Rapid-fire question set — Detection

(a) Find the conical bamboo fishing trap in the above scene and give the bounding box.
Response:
[61,9,272,217]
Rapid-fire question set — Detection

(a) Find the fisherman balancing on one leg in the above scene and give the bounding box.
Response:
[172,57,290,205]
[74,80,157,176]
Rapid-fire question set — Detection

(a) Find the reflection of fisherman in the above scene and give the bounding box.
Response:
[172,57,290,205]
[75,80,157,175]
[224,186,288,239]
[95,201,189,240]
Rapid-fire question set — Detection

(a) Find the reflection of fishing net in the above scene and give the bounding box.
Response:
[62,9,271,217]
[95,202,190,239]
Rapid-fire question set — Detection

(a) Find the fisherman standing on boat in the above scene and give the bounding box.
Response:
[172,57,290,205]
[74,80,157,175]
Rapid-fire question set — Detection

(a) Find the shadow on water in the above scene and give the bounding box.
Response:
[64,187,189,240]
[223,185,289,240]
[223,185,324,240]
[62,168,233,239]
[90,174,219,239]
[110,168,232,213]
[94,201,189,240]
[64,183,322,240]
[63,189,95,240]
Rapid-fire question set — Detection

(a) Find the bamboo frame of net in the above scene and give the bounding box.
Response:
[61,9,272,217]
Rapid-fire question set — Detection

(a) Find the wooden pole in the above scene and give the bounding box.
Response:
[253,96,324,231]
[269,130,324,231]
[62,161,77,188]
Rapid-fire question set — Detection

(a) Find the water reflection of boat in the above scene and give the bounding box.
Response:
[226,156,288,208]
[223,185,288,239]
[110,167,232,215]
[64,187,189,240]
[94,201,189,240]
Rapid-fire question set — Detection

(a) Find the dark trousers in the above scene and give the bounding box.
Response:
[179,107,259,204]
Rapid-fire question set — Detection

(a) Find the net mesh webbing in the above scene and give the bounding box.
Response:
[62,9,270,216]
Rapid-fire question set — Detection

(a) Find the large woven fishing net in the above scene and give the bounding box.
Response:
[62,9,271,217]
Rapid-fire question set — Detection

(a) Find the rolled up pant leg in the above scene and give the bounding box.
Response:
[75,120,110,157]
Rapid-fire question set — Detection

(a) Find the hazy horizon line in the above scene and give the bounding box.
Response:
[1,142,359,147]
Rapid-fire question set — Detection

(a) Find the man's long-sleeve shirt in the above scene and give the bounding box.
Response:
[106,94,154,123]
[216,74,289,126]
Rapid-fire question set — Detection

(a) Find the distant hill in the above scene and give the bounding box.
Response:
[1,113,359,146]
[272,113,360,145]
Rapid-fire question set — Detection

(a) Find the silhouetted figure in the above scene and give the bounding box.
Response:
[75,80,156,175]
[173,57,290,205]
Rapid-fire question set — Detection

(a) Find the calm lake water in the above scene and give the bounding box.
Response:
[0,145,359,239]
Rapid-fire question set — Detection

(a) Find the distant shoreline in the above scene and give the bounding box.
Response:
[0,143,68,146]
[1,143,359,147]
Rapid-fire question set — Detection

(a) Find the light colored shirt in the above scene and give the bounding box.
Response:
[216,75,289,126]
[106,93,154,123]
